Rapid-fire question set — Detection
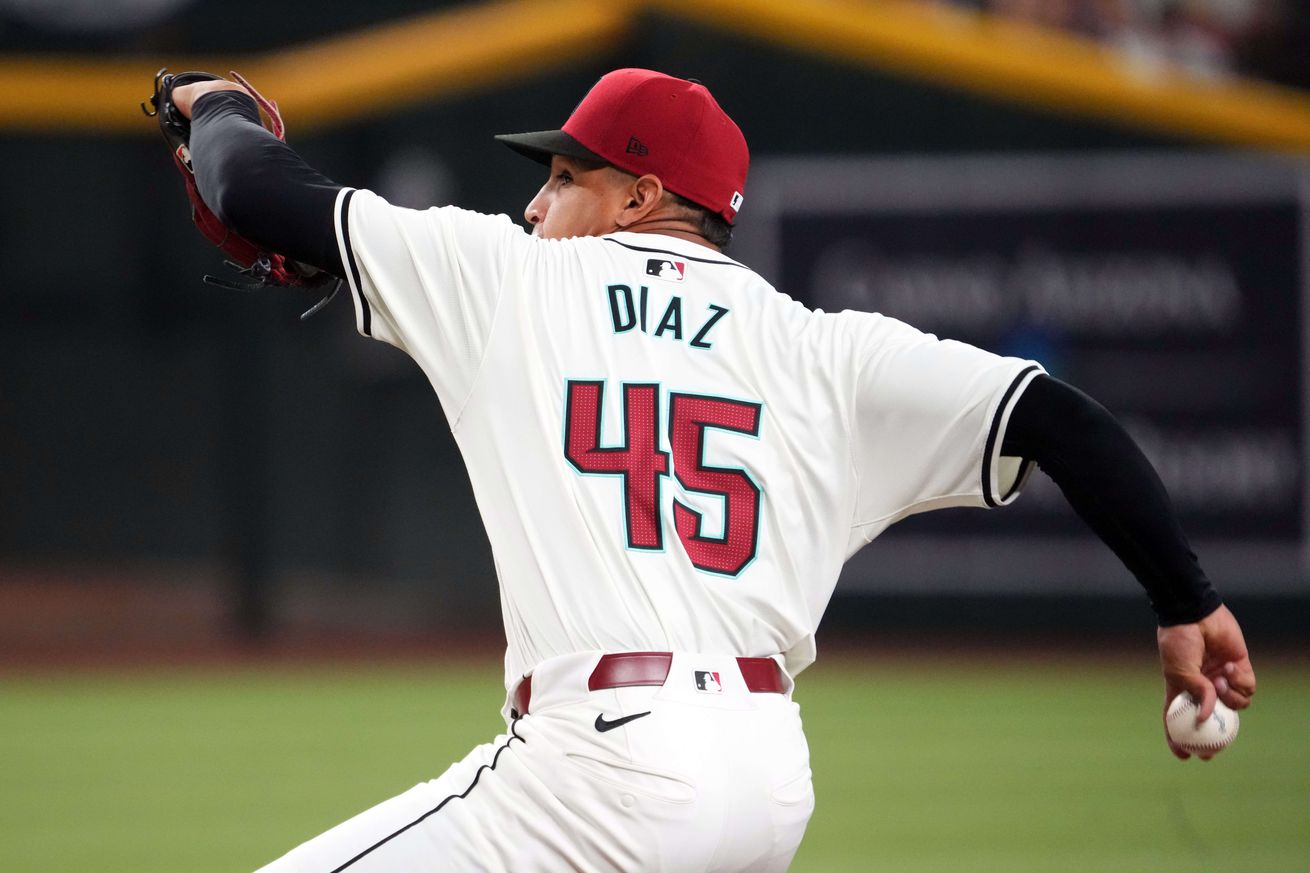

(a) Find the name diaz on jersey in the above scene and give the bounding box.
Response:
[606,280,730,350]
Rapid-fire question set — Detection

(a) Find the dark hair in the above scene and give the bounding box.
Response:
[668,192,734,251]
[596,161,735,250]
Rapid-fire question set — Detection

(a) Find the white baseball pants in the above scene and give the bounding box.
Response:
[254,651,814,872]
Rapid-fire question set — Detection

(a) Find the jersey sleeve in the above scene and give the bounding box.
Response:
[333,187,529,419]
[845,312,1044,540]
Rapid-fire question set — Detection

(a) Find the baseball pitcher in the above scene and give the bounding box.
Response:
[149,67,1256,872]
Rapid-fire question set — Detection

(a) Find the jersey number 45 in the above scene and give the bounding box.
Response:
[564,380,761,577]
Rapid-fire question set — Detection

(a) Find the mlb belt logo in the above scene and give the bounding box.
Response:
[694,670,723,693]
[646,258,686,282]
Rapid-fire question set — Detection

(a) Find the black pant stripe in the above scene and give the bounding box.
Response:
[328,720,525,872]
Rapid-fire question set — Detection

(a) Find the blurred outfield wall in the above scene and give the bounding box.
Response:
[1,4,1307,647]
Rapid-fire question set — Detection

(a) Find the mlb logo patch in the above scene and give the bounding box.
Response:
[645,259,686,282]
[694,671,722,693]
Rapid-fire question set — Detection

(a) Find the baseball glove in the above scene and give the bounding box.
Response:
[142,68,339,319]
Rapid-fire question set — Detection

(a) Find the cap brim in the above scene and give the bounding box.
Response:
[494,129,607,167]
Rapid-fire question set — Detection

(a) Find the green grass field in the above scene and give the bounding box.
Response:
[3,654,1307,872]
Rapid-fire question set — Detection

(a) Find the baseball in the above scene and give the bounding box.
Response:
[1166,693,1239,755]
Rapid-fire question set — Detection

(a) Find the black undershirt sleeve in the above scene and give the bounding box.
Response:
[1001,374,1222,626]
[190,90,346,278]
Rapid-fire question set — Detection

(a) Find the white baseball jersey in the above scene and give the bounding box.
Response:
[332,188,1043,694]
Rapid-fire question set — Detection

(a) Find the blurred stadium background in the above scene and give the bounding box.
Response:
[2,1,1308,871]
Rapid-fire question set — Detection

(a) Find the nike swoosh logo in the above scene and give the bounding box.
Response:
[594,711,652,733]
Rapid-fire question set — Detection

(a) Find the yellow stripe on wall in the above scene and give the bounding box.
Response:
[2,0,1310,153]
[0,0,633,134]
[652,0,1310,152]
[245,0,634,129]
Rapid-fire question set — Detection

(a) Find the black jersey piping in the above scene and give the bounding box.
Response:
[338,189,371,337]
[981,365,1040,508]
[328,720,525,872]
[603,237,747,269]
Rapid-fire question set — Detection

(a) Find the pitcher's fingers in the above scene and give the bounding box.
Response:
[1225,660,1257,698]
[1218,686,1252,710]
[1189,679,1218,723]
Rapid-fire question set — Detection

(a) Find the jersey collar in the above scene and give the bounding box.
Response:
[602,231,747,269]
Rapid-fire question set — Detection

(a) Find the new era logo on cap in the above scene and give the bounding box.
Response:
[730,192,743,211]
[645,258,685,281]
[626,136,649,156]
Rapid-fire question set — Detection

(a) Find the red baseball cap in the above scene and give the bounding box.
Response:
[496,69,749,224]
